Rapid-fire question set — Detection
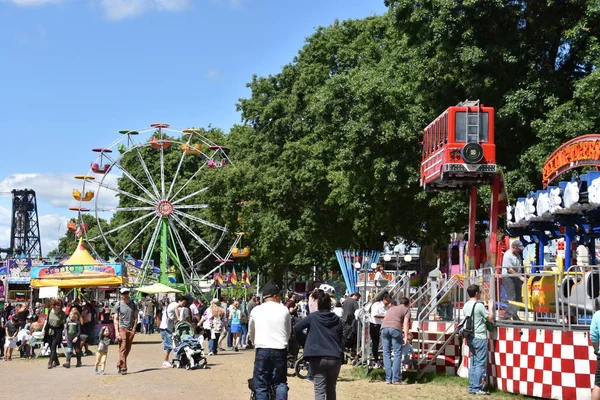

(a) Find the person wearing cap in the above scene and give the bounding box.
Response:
[248,283,292,399]
[112,288,138,375]
[502,239,525,321]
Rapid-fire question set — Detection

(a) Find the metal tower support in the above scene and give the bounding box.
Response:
[9,189,42,258]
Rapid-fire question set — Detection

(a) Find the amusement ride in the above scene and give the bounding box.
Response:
[69,123,241,294]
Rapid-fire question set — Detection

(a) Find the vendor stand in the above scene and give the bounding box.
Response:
[30,239,126,342]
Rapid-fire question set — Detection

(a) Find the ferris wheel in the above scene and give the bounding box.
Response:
[71,123,238,291]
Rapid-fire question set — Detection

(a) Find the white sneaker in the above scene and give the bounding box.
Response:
[162,361,172,368]
[208,352,214,356]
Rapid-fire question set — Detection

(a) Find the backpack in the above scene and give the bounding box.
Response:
[457,302,480,339]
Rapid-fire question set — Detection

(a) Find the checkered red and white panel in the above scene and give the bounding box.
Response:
[413,321,460,375]
[459,327,595,400]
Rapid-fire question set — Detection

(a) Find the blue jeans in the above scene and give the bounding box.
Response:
[467,337,488,393]
[144,315,154,334]
[160,329,172,352]
[253,348,288,400]
[240,323,248,346]
[381,327,403,383]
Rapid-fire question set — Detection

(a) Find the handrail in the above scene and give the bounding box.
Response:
[417,274,461,321]
[416,321,459,379]
[415,275,461,378]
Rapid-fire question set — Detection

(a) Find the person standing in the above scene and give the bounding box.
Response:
[590,306,600,400]
[143,296,156,335]
[158,298,176,368]
[62,309,82,368]
[42,298,67,368]
[380,296,411,385]
[370,293,391,368]
[502,239,525,321]
[341,292,360,324]
[294,289,343,400]
[113,288,138,375]
[462,284,494,395]
[248,284,291,400]
[230,301,242,351]
[247,294,258,316]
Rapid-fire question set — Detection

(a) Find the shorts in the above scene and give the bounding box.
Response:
[160,329,173,352]
[231,324,241,334]
[4,337,17,349]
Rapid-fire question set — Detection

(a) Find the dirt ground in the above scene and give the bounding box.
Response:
[3,335,517,400]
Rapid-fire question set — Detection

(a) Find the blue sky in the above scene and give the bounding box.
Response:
[0,0,388,255]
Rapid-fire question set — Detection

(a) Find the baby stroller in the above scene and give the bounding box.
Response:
[172,321,207,370]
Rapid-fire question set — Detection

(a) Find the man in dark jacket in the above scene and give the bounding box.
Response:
[294,289,343,399]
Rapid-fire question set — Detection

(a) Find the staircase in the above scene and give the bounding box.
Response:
[410,274,465,379]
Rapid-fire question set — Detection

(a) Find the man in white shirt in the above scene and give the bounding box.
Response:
[369,293,391,368]
[502,239,525,321]
[248,284,292,400]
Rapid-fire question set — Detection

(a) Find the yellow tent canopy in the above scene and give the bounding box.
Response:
[30,238,125,289]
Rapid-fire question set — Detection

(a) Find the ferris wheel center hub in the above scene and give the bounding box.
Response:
[157,200,174,216]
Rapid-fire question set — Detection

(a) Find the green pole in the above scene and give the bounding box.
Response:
[159,219,169,285]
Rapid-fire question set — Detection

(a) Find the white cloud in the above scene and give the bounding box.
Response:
[0,172,123,256]
[207,69,218,80]
[97,0,191,21]
[38,213,71,256]
[3,0,61,6]
[0,173,119,209]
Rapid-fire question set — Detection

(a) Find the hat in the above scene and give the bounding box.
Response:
[120,287,131,294]
[512,239,524,250]
[262,284,281,298]
[319,284,336,297]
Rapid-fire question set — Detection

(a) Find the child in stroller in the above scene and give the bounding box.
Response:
[171,320,207,370]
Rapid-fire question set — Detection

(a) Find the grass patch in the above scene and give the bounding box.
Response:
[342,367,537,399]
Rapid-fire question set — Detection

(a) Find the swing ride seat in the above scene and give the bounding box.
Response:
[91,163,111,174]
[72,189,95,201]
[181,143,202,154]
[232,247,251,258]
[207,159,228,169]
[150,137,171,149]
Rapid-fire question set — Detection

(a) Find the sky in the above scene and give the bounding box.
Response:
[0,0,388,256]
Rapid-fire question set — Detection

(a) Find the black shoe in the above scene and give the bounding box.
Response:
[119,369,128,375]
[62,362,71,369]
[117,366,121,374]
[47,364,53,369]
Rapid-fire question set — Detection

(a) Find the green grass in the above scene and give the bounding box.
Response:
[342,366,538,399]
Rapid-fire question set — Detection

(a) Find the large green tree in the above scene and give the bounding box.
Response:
[225,1,600,277]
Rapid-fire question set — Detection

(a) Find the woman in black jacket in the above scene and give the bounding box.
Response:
[294,289,343,400]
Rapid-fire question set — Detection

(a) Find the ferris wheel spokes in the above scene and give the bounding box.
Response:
[102,152,160,203]
[118,214,161,258]
[92,178,156,207]
[172,209,226,232]
[166,133,194,200]
[137,215,164,287]
[88,210,156,242]
[167,218,195,270]
[133,147,162,200]
[95,206,156,212]
[169,161,210,203]
[171,213,219,257]
[173,204,209,210]
[171,186,210,205]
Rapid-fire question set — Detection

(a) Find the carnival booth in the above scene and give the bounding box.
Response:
[30,238,126,341]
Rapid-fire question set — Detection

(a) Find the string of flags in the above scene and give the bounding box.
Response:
[213,266,251,288]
